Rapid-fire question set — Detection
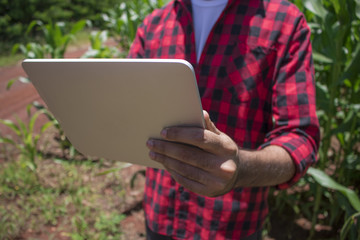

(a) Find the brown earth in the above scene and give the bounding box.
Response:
[0,44,146,239]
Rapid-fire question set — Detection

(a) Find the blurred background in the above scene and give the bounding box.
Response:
[0,0,359,239]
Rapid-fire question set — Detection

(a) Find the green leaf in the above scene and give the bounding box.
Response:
[6,79,16,90]
[303,0,328,19]
[340,212,360,240]
[16,116,28,139]
[330,0,341,15]
[312,51,333,64]
[341,43,360,84]
[0,119,21,136]
[12,43,20,55]
[355,0,360,19]
[0,136,16,146]
[26,104,32,117]
[307,167,360,212]
[96,167,123,176]
[315,82,330,112]
[28,111,41,137]
[40,121,53,134]
[330,110,355,136]
[26,20,41,35]
[70,20,86,35]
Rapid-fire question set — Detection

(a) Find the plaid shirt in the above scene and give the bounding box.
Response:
[128,0,320,239]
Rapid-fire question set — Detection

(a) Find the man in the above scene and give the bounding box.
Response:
[128,0,320,239]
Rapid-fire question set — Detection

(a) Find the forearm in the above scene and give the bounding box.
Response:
[234,145,295,188]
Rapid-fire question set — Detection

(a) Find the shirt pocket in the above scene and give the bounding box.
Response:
[224,41,278,104]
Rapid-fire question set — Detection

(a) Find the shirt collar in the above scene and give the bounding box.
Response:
[175,0,236,12]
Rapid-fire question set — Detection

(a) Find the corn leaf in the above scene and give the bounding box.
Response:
[312,51,333,64]
[340,212,360,240]
[40,121,53,134]
[70,20,87,35]
[0,119,21,136]
[303,0,328,19]
[356,0,360,19]
[0,136,16,146]
[96,168,123,176]
[341,43,360,84]
[315,82,330,113]
[307,167,360,212]
[6,79,16,90]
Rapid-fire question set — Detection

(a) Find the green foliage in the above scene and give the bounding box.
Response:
[12,19,87,59]
[0,159,40,198]
[101,0,168,52]
[0,157,129,239]
[0,205,26,239]
[0,0,123,51]
[94,213,126,239]
[283,0,360,239]
[82,30,121,58]
[0,107,52,170]
[32,102,78,159]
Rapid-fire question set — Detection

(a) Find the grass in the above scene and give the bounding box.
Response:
[0,140,145,239]
[0,53,24,68]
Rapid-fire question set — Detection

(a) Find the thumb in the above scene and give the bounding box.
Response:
[203,110,221,134]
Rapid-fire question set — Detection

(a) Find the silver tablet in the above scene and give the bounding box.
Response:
[22,59,204,169]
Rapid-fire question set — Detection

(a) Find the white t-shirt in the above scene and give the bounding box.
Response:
[191,0,228,62]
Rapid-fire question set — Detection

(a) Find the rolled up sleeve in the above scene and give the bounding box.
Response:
[260,15,320,189]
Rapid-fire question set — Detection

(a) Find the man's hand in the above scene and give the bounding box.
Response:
[146,111,240,197]
[146,111,296,197]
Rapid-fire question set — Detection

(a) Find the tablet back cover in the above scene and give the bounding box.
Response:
[22,59,204,169]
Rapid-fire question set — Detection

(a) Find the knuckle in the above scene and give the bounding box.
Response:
[198,158,213,170]
[222,137,238,156]
[192,130,205,142]
[166,128,177,139]
[153,152,164,162]
[177,147,192,160]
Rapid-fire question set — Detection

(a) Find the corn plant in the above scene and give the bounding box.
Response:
[0,107,52,171]
[32,101,78,159]
[9,20,88,158]
[101,0,168,52]
[286,0,360,238]
[13,19,88,59]
[82,30,121,58]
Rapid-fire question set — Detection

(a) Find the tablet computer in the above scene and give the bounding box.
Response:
[22,59,204,169]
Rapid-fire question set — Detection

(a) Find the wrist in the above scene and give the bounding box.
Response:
[232,145,295,188]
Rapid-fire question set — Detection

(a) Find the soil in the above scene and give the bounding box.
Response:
[0,45,337,239]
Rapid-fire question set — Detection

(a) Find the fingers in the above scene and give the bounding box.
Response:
[147,139,220,170]
[147,139,237,178]
[148,149,234,197]
[160,127,237,157]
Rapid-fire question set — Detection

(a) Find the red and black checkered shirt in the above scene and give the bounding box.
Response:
[128,0,320,239]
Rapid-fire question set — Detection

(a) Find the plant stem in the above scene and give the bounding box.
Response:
[308,183,322,240]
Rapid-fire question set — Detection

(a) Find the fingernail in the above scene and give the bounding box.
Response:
[161,128,167,138]
[146,139,154,148]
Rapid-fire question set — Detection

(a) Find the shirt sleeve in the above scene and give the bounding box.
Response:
[127,21,147,58]
[259,15,320,189]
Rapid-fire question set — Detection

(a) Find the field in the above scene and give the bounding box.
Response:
[1,0,360,239]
